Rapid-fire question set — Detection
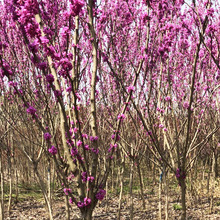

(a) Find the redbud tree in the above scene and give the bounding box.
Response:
[0,0,220,220]
[0,0,147,219]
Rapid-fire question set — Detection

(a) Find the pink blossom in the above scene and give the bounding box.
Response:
[77,201,84,208]
[82,133,88,139]
[159,124,164,128]
[117,114,126,121]
[26,106,36,115]
[77,140,82,147]
[67,174,75,181]
[40,36,49,45]
[69,198,73,204]
[84,145,89,150]
[48,146,57,155]
[127,85,135,93]
[90,136,98,142]
[70,0,84,17]
[46,74,54,83]
[38,62,47,70]
[73,127,78,133]
[91,148,99,154]
[96,189,106,201]
[165,96,171,102]
[64,188,72,195]
[54,90,62,97]
[66,86,72,92]
[84,197,91,206]
[183,101,189,109]
[81,171,87,182]
[71,147,78,156]
[44,132,52,141]
[87,176,94,182]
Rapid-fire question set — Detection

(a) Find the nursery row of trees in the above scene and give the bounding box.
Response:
[0,0,219,219]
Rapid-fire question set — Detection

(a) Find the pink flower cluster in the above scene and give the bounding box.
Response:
[81,172,95,182]
[90,136,98,142]
[26,106,36,116]
[44,132,52,141]
[96,189,106,201]
[46,74,54,83]
[70,0,84,17]
[48,146,57,155]
[77,197,91,208]
[71,147,78,157]
[64,188,72,195]
[117,113,126,121]
[108,143,118,152]
[127,85,135,93]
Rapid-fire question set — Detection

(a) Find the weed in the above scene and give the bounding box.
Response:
[173,203,182,210]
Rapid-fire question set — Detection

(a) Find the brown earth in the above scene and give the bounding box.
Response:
[4,182,220,220]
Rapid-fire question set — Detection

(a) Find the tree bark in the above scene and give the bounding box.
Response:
[164,171,169,220]
[129,149,134,220]
[34,163,53,220]
[0,151,4,220]
[117,153,125,220]
[81,208,93,220]
[7,155,12,215]
[180,179,186,220]
[158,172,162,220]
[137,161,146,210]
[64,195,70,220]
[214,153,218,178]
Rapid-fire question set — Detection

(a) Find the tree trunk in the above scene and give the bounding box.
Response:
[214,153,218,178]
[7,155,12,215]
[207,158,212,194]
[81,208,93,220]
[64,195,70,220]
[47,161,52,207]
[34,163,53,220]
[209,153,215,214]
[105,180,108,213]
[15,163,18,203]
[153,161,156,185]
[129,151,134,220]
[158,171,162,220]
[164,171,169,220]
[111,165,114,192]
[104,153,109,213]
[180,179,186,220]
[137,161,146,210]
[0,151,4,220]
[117,153,125,220]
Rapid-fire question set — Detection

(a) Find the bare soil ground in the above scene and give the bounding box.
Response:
[4,181,220,220]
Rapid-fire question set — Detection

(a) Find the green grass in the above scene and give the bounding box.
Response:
[3,183,49,203]
[173,203,182,210]
[4,191,43,203]
[146,189,155,195]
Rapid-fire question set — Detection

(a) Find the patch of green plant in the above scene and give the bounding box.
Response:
[147,189,155,195]
[4,191,43,203]
[133,185,139,190]
[173,204,182,210]
[123,186,129,194]
[216,201,220,206]
[3,184,10,192]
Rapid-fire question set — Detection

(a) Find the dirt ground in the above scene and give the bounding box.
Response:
[4,183,220,220]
